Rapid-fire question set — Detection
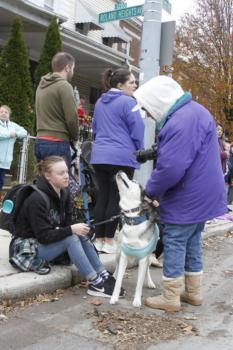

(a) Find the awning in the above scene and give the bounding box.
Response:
[102,22,130,43]
[75,0,103,30]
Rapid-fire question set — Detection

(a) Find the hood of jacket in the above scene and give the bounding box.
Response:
[38,72,65,89]
[100,89,125,104]
[133,76,184,124]
[35,175,68,204]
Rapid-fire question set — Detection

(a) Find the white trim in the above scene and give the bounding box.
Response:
[184,271,203,276]
[122,27,141,40]
[162,275,184,281]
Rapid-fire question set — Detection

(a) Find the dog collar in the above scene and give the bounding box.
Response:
[123,206,141,214]
[121,225,159,260]
[121,213,150,226]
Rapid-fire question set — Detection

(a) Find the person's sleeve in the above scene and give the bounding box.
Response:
[60,82,79,141]
[28,196,72,245]
[123,98,145,150]
[14,123,28,139]
[145,121,203,199]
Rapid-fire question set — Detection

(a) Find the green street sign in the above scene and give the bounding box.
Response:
[99,1,172,24]
[99,5,143,24]
[115,3,127,10]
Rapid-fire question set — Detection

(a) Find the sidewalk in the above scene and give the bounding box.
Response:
[1,217,233,301]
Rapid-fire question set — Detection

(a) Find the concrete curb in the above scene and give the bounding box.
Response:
[1,220,233,301]
[0,267,72,300]
[203,221,233,239]
[0,254,138,301]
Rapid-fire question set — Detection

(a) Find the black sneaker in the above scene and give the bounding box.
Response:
[87,281,106,297]
[87,276,126,298]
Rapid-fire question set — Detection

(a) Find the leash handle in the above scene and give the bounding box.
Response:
[89,214,121,229]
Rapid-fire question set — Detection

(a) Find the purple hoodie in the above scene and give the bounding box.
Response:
[90,90,144,169]
[145,100,227,224]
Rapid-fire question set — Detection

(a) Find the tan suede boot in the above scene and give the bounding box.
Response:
[180,272,202,306]
[145,276,183,312]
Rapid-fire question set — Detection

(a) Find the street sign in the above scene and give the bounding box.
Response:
[99,5,143,24]
[99,1,172,24]
[115,3,127,10]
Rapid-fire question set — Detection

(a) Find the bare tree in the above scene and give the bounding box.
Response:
[173,0,233,136]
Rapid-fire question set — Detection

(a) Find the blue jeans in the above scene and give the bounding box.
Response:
[35,139,72,170]
[163,222,205,278]
[37,235,105,280]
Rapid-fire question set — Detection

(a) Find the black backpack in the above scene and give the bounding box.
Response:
[0,183,50,234]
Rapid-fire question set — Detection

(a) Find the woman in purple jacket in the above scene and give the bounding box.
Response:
[134,76,227,312]
[90,68,144,254]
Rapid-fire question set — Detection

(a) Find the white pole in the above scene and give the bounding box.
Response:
[134,0,162,187]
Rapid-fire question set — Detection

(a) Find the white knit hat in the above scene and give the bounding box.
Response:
[134,76,184,123]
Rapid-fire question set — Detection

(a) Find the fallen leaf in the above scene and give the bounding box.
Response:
[51,297,59,302]
[107,323,118,335]
[88,298,103,306]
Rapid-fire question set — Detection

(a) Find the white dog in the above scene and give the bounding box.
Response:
[110,171,159,307]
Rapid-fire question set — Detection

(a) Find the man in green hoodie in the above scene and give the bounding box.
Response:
[35,52,79,168]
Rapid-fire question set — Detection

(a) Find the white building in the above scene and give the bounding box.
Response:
[0,0,142,112]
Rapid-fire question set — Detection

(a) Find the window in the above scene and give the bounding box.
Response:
[102,37,114,47]
[75,23,90,35]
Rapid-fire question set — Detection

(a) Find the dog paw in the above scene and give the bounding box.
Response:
[110,297,118,305]
[148,282,156,289]
[133,299,141,308]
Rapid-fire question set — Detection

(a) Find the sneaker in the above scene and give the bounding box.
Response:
[87,276,125,298]
[149,255,163,268]
[93,240,104,252]
[101,242,117,254]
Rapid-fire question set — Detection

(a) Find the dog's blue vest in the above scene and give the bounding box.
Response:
[120,224,159,260]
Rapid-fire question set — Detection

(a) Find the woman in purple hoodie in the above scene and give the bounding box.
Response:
[90,68,144,254]
[134,76,227,312]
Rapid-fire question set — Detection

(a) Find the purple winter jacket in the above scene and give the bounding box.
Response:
[145,100,227,224]
[90,90,144,169]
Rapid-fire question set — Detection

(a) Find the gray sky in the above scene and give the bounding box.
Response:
[126,0,196,22]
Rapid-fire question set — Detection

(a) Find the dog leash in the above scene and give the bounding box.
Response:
[89,214,122,229]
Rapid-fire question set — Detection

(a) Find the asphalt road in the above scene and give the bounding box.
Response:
[0,232,233,350]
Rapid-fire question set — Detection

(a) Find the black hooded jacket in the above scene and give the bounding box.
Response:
[14,176,73,245]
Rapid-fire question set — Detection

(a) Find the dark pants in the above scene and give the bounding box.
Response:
[0,168,6,191]
[93,164,134,239]
[35,139,72,170]
[154,221,164,258]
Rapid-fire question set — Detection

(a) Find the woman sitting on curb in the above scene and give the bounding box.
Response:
[10,156,124,298]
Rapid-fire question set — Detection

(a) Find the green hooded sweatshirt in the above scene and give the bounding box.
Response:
[36,73,79,141]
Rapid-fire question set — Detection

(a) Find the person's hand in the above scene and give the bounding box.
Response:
[144,195,160,207]
[151,200,160,207]
[9,131,17,138]
[71,223,90,236]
